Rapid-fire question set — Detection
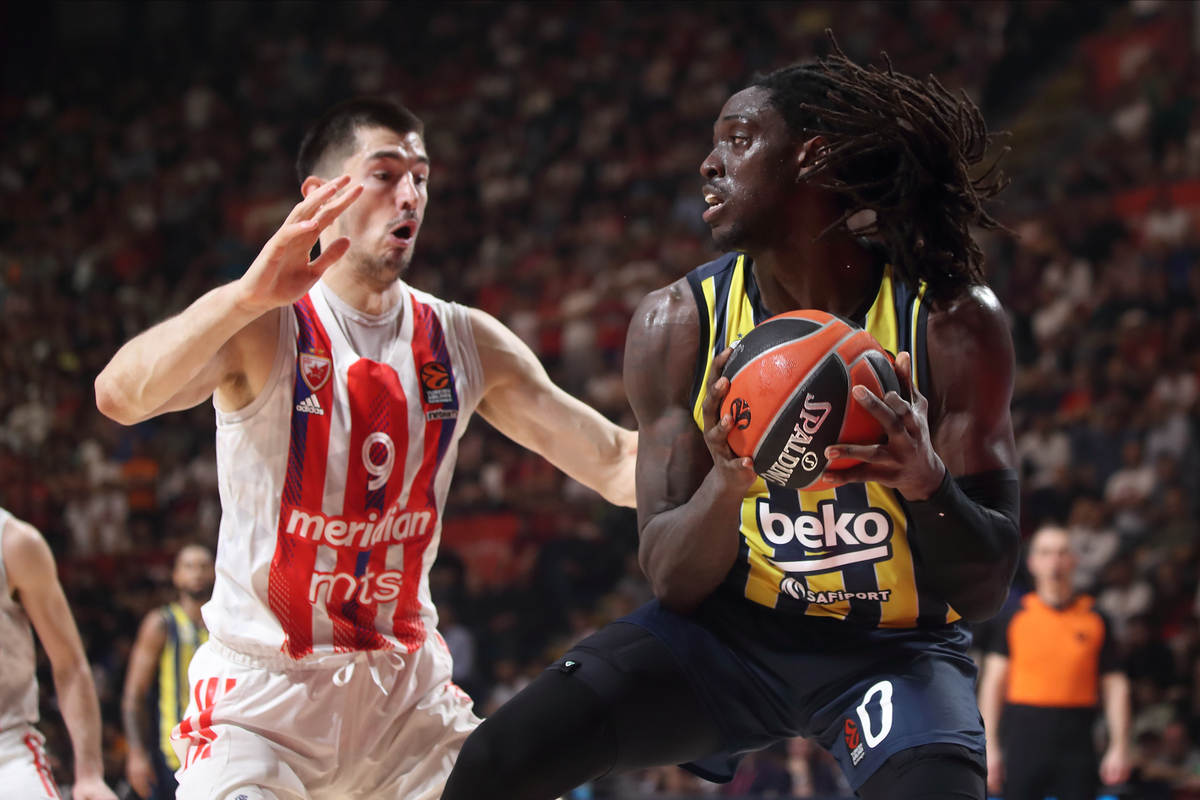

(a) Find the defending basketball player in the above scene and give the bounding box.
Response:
[0,510,117,800]
[94,98,636,800]
[442,41,1019,800]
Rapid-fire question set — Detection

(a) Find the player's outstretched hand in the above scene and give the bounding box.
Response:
[72,775,119,800]
[702,347,758,494]
[821,351,946,501]
[235,175,364,315]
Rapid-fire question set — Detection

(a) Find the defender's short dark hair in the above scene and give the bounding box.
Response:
[296,98,424,184]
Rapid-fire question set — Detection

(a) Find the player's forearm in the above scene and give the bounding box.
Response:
[515,393,638,508]
[95,282,260,425]
[54,660,106,781]
[121,693,150,756]
[639,470,746,613]
[562,428,637,509]
[905,469,1021,621]
[1103,673,1131,751]
[977,673,1004,754]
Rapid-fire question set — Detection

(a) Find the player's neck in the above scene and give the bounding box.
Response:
[1036,582,1074,609]
[321,263,405,317]
[179,595,206,627]
[748,233,877,319]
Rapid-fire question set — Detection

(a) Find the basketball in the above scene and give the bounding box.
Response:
[720,310,901,491]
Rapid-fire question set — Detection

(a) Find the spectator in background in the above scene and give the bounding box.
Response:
[482,658,529,718]
[121,440,159,535]
[1017,412,1071,491]
[1139,719,1200,791]
[1068,496,1120,592]
[437,604,478,700]
[1106,440,1157,540]
[979,526,1132,800]
[1124,615,1177,693]
[1099,560,1156,644]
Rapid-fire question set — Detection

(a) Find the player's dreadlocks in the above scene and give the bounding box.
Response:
[752,33,1009,300]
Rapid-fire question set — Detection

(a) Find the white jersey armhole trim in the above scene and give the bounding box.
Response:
[0,508,12,599]
[454,302,485,416]
[214,305,295,426]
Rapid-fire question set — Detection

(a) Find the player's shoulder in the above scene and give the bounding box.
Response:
[925,283,1010,355]
[405,283,462,318]
[630,251,742,334]
[923,282,1013,409]
[0,515,55,589]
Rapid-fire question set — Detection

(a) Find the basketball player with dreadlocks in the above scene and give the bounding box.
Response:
[442,40,1019,800]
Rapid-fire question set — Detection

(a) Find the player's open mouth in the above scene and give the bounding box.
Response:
[702,189,726,222]
[387,222,416,247]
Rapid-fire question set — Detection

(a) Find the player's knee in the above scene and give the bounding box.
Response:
[449,719,531,792]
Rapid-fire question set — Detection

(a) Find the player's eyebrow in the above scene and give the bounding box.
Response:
[365,149,431,166]
[721,114,751,123]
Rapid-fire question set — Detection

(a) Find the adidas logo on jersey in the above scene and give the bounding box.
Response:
[295,395,324,415]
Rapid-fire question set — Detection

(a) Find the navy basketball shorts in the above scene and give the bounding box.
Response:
[613,592,985,792]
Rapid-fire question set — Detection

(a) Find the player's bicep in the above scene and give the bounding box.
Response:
[472,308,587,452]
[634,405,711,526]
[625,282,709,527]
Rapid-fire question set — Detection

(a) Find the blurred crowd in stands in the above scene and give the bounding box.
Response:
[4,0,1200,796]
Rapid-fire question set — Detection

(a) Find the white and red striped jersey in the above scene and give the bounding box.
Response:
[0,509,39,731]
[205,282,483,662]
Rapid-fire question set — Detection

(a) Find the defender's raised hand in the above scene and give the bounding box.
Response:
[821,351,946,501]
[236,175,363,314]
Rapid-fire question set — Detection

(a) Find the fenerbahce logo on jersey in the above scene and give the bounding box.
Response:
[756,499,896,603]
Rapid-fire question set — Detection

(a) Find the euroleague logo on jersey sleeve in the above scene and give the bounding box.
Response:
[419,361,458,420]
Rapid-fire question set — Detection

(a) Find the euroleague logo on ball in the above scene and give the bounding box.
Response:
[729,398,752,430]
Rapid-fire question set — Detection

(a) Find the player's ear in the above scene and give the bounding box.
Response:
[796,136,827,181]
[301,175,326,199]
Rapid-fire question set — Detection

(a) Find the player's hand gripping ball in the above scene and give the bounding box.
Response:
[719,310,900,491]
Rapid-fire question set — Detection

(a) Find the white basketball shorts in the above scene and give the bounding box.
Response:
[171,633,479,800]
[0,724,61,799]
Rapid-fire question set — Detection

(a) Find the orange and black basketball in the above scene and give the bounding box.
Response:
[719,310,900,491]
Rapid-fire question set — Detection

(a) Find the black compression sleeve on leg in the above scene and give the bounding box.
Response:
[903,468,1021,621]
[857,744,987,800]
[442,623,724,800]
[442,669,618,800]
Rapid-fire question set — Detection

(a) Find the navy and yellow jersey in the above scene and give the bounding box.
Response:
[685,251,959,629]
[153,602,207,768]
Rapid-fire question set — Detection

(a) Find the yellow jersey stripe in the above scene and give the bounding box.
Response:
[692,277,719,428]
[866,264,898,355]
[910,282,927,391]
